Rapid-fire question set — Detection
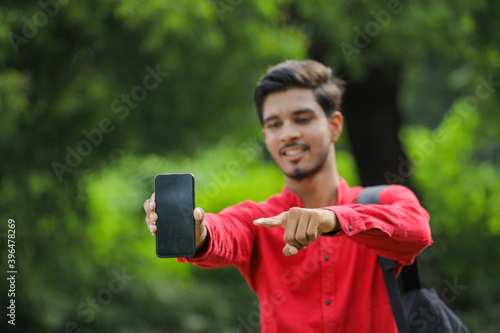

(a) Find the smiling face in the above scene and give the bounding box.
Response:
[262,88,343,181]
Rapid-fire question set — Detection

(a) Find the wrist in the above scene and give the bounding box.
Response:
[196,225,209,252]
[323,210,341,236]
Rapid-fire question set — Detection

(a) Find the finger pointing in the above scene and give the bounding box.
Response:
[253,212,287,228]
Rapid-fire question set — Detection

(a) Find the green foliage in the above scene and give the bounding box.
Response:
[5,139,353,332]
[401,100,500,331]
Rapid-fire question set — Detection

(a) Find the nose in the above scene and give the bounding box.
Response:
[279,121,301,142]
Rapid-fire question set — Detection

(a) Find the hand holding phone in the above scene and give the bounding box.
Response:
[154,173,196,258]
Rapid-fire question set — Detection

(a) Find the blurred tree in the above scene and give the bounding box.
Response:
[402,101,500,330]
[284,0,500,190]
[1,1,308,331]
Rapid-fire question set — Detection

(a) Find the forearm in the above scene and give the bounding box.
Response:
[178,210,256,270]
[323,186,432,265]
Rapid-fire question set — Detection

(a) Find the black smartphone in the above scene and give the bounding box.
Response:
[154,173,196,258]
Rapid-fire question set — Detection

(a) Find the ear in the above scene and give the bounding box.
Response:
[328,111,344,143]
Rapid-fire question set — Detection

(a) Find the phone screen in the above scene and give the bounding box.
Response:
[154,173,196,258]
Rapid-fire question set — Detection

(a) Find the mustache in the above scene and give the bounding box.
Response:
[279,143,310,155]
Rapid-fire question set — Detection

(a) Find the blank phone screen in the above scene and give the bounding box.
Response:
[154,174,195,258]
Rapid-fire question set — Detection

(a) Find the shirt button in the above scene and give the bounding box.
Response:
[348,225,353,231]
[324,255,330,261]
[325,300,331,305]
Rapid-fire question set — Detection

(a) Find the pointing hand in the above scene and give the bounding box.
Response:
[254,207,338,256]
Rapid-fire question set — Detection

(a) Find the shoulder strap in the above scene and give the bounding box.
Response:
[378,256,410,332]
[357,185,421,291]
[356,185,410,332]
[356,185,390,206]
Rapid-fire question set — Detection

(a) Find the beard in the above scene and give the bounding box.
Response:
[282,146,331,182]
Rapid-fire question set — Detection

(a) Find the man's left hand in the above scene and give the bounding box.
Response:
[254,208,339,256]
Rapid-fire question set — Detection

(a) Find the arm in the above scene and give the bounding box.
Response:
[324,185,432,265]
[254,185,432,265]
[144,193,258,271]
[178,206,257,271]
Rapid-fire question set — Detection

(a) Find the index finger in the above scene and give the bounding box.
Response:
[253,211,287,228]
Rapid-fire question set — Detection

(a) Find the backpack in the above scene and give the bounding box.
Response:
[357,185,469,333]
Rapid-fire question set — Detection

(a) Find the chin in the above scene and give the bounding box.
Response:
[282,166,313,181]
[285,158,328,181]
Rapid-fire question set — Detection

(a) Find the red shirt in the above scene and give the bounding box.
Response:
[179,178,432,332]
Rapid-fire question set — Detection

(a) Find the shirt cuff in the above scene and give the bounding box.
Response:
[321,206,366,236]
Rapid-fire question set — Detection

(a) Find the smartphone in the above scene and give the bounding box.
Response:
[154,173,196,258]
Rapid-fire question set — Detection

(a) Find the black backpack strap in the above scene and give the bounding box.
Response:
[356,185,421,288]
[356,185,389,206]
[356,185,410,333]
[399,257,421,293]
[378,256,410,332]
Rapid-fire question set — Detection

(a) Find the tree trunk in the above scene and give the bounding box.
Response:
[342,66,414,190]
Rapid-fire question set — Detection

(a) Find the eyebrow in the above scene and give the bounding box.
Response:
[263,109,315,124]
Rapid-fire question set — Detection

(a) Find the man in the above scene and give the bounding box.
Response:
[143,60,432,332]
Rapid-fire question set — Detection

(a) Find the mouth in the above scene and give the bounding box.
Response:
[280,144,309,162]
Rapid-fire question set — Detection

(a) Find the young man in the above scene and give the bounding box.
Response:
[143,60,432,332]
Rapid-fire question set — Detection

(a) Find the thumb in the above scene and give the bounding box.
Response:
[194,207,205,225]
[253,211,287,228]
[283,243,299,257]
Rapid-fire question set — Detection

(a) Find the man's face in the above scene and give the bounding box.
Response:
[262,88,341,181]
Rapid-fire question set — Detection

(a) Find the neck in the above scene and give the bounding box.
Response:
[285,148,340,208]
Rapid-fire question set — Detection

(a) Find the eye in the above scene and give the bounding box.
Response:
[296,117,312,124]
[267,121,282,129]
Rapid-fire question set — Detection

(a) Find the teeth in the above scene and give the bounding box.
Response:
[284,149,304,156]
